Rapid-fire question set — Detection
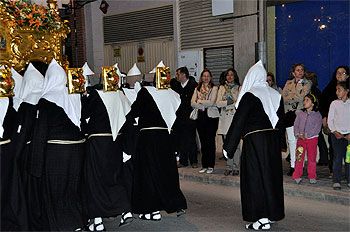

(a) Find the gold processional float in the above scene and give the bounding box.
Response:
[1,0,170,96]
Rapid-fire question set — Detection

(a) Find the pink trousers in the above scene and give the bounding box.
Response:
[292,137,318,180]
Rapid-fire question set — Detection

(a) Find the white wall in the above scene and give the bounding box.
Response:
[84,0,177,81]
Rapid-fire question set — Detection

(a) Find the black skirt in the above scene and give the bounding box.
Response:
[132,129,187,214]
[83,136,131,218]
[240,130,285,222]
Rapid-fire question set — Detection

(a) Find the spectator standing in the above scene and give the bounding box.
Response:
[320,66,349,177]
[173,67,198,168]
[191,69,219,174]
[282,63,311,176]
[328,80,350,190]
[216,68,241,176]
[292,94,322,184]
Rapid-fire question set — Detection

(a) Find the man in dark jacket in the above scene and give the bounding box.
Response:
[172,67,198,168]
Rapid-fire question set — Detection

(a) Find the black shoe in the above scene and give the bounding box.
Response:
[286,154,291,163]
[287,168,294,176]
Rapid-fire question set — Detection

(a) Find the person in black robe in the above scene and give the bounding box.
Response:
[12,63,46,231]
[30,59,86,230]
[172,67,198,168]
[223,61,285,230]
[1,97,29,231]
[81,86,133,231]
[126,86,187,220]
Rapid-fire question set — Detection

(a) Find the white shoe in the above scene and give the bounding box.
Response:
[199,168,207,173]
[206,168,214,174]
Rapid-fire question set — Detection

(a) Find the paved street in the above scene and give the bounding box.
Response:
[104,180,350,231]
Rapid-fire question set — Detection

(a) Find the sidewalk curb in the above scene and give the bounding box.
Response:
[179,173,350,206]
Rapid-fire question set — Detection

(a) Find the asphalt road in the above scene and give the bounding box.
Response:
[104,180,350,231]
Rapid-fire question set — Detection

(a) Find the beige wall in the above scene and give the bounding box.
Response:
[104,39,175,75]
[233,0,259,83]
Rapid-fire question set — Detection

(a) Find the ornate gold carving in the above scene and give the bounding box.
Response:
[156,67,171,90]
[0,1,70,72]
[66,68,86,94]
[0,67,15,98]
[101,66,119,92]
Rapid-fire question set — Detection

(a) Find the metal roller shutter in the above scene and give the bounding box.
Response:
[103,5,173,44]
[204,46,234,85]
[179,0,234,50]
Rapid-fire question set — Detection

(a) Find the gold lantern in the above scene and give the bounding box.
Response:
[101,66,119,92]
[0,67,15,98]
[66,68,86,94]
[156,66,171,90]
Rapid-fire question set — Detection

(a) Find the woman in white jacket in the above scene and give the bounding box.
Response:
[216,68,241,176]
[191,69,219,174]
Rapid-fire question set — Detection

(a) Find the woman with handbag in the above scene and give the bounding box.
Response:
[216,68,241,176]
[191,69,219,174]
[282,63,311,176]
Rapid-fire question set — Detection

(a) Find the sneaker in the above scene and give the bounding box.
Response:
[287,168,294,176]
[309,179,317,184]
[333,183,341,190]
[199,168,207,173]
[295,178,302,184]
[329,173,334,179]
[206,168,214,174]
[347,183,350,189]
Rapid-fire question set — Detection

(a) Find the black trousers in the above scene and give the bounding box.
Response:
[177,121,198,166]
[197,110,218,169]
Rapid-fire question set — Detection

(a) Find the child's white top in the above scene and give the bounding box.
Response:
[328,99,350,134]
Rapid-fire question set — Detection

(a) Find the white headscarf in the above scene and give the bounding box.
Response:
[0,98,9,138]
[41,59,81,128]
[11,68,23,111]
[144,86,180,133]
[235,60,281,128]
[97,90,131,141]
[19,63,44,106]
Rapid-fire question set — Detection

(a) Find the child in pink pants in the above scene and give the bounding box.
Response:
[293,94,322,184]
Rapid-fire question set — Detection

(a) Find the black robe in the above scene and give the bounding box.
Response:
[223,93,285,222]
[30,99,86,231]
[13,102,42,231]
[81,89,131,218]
[126,88,187,214]
[1,98,28,231]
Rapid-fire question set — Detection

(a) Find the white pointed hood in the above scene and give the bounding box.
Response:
[149,60,165,73]
[97,90,131,140]
[11,67,23,111]
[127,63,141,76]
[19,63,44,107]
[235,60,281,128]
[42,59,81,128]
